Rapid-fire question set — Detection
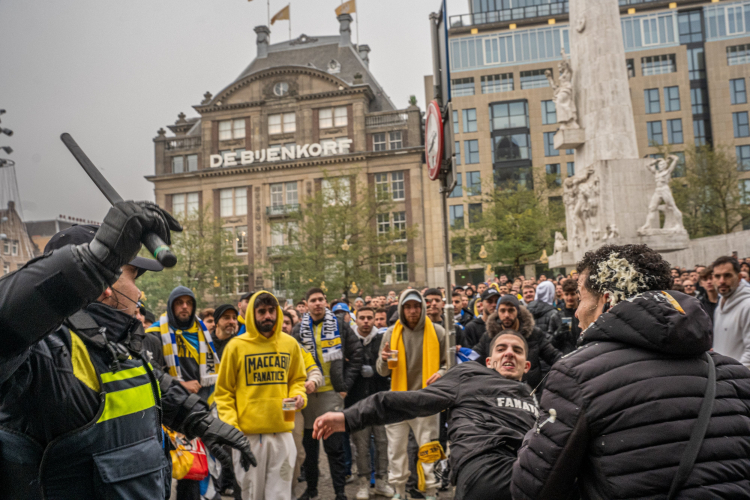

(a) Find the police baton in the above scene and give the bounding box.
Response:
[60,133,177,268]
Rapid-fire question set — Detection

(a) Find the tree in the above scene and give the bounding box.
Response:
[137,204,242,313]
[670,145,750,238]
[263,171,418,300]
[452,175,564,274]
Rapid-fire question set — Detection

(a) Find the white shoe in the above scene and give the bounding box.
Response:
[390,495,402,500]
[355,476,370,500]
[374,478,395,497]
[425,496,437,500]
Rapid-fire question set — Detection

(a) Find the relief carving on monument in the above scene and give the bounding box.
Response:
[545,49,579,130]
[563,167,600,250]
[637,155,686,236]
[552,231,568,256]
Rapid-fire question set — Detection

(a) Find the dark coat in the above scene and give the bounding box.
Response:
[461,316,486,349]
[526,300,562,335]
[344,331,390,407]
[550,306,581,355]
[473,306,562,392]
[291,316,363,394]
[511,291,750,500]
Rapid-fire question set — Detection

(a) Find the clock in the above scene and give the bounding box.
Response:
[273,82,289,97]
[425,100,444,181]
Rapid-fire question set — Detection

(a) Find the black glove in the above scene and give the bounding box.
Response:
[89,201,182,274]
[192,414,257,472]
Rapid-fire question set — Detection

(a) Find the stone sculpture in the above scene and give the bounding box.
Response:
[563,167,599,249]
[603,224,620,240]
[545,49,579,130]
[637,155,685,235]
[553,232,568,255]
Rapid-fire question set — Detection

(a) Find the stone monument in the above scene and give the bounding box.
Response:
[548,0,690,270]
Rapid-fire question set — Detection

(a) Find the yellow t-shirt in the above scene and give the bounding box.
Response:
[314,322,334,393]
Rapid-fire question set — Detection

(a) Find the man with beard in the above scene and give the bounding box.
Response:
[711,256,750,368]
[462,288,500,349]
[511,244,750,499]
[211,304,239,358]
[215,291,307,500]
[314,330,538,500]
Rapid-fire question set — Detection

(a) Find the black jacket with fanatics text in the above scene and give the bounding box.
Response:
[344,362,538,483]
[511,291,750,500]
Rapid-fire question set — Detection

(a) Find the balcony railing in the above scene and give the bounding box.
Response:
[267,245,297,257]
[449,2,568,28]
[165,136,201,151]
[365,111,409,128]
[266,204,300,217]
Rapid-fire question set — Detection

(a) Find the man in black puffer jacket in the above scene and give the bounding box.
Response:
[525,280,562,335]
[472,295,561,394]
[512,244,750,500]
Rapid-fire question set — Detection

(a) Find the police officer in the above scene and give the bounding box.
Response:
[0,201,256,499]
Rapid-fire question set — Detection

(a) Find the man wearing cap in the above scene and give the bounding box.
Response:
[0,202,255,499]
[376,290,447,500]
[212,304,239,358]
[462,288,501,349]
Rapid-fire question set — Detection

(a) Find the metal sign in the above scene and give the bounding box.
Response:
[426,100,444,181]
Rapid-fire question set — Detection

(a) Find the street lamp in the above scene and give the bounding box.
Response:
[341,238,350,251]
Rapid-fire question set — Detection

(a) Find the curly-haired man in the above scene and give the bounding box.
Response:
[511,244,750,499]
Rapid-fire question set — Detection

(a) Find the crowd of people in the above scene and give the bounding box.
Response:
[2,200,749,500]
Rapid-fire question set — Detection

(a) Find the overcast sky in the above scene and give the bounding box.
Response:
[0,0,466,222]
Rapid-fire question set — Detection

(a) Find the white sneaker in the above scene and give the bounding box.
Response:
[355,476,370,500]
[390,495,402,500]
[374,478,395,497]
[425,496,437,500]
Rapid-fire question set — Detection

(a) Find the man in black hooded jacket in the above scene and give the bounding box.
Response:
[511,244,750,500]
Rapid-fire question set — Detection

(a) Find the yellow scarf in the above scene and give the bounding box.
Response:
[416,441,446,492]
[390,317,440,392]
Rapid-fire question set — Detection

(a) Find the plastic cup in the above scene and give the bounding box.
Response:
[387,350,399,369]
[282,400,296,422]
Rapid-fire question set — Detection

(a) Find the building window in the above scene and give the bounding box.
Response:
[11,241,18,256]
[664,86,680,112]
[391,172,405,200]
[466,171,481,196]
[171,156,184,174]
[286,182,298,205]
[490,101,528,130]
[2,240,8,254]
[374,174,388,200]
[731,79,747,105]
[644,88,660,114]
[187,154,198,172]
[493,134,531,162]
[2,263,8,275]
[236,267,249,294]
[172,192,200,218]
[375,172,404,201]
[691,88,708,115]
[520,69,550,90]
[727,44,750,66]
[220,187,247,217]
[565,149,574,155]
[451,236,466,262]
[687,48,706,80]
[270,183,284,207]
[464,140,480,164]
[741,179,750,208]
[672,152,686,177]
[626,59,635,78]
[386,131,402,150]
[319,106,347,129]
[393,212,407,241]
[546,163,562,186]
[641,54,676,76]
[567,161,575,177]
[481,73,513,93]
[678,10,703,44]
[541,100,556,125]
[449,173,463,198]
[394,255,408,283]
[453,110,459,135]
[268,112,296,134]
[373,133,386,152]
[468,203,483,227]
[543,132,559,157]
[235,226,248,253]
[694,119,708,146]
[322,177,351,206]
[647,121,663,145]
[455,141,461,165]
[462,109,477,133]
[667,119,683,144]
[737,145,750,171]
[450,205,464,230]
[379,258,393,285]
[377,213,390,236]
[452,78,475,97]
[734,112,750,137]
[218,119,245,140]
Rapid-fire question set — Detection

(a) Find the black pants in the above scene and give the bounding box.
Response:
[175,478,201,500]
[303,428,347,495]
[454,452,515,500]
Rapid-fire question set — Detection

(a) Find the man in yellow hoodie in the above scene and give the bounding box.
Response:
[215,291,308,500]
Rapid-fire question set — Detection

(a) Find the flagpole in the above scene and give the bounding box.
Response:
[355,7,359,47]
[267,0,270,26]
[289,3,291,40]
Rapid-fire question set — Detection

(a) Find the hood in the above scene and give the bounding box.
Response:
[486,304,535,339]
[398,289,426,332]
[527,299,556,318]
[167,286,197,330]
[238,290,283,342]
[581,290,712,356]
[719,283,750,315]
[535,281,556,305]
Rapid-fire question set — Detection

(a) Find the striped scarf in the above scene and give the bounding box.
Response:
[159,313,219,387]
[300,309,342,367]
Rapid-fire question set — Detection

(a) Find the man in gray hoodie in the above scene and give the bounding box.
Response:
[712,256,750,368]
[376,290,447,500]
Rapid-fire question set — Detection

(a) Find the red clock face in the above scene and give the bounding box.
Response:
[425,100,443,181]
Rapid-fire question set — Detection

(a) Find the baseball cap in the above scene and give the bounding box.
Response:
[332,303,351,314]
[481,288,501,301]
[240,291,255,302]
[44,224,163,278]
[402,290,423,304]
[213,304,239,323]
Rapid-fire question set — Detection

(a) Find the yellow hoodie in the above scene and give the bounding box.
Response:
[215,291,307,434]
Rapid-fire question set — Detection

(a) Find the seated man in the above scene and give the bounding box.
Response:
[314,331,538,500]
